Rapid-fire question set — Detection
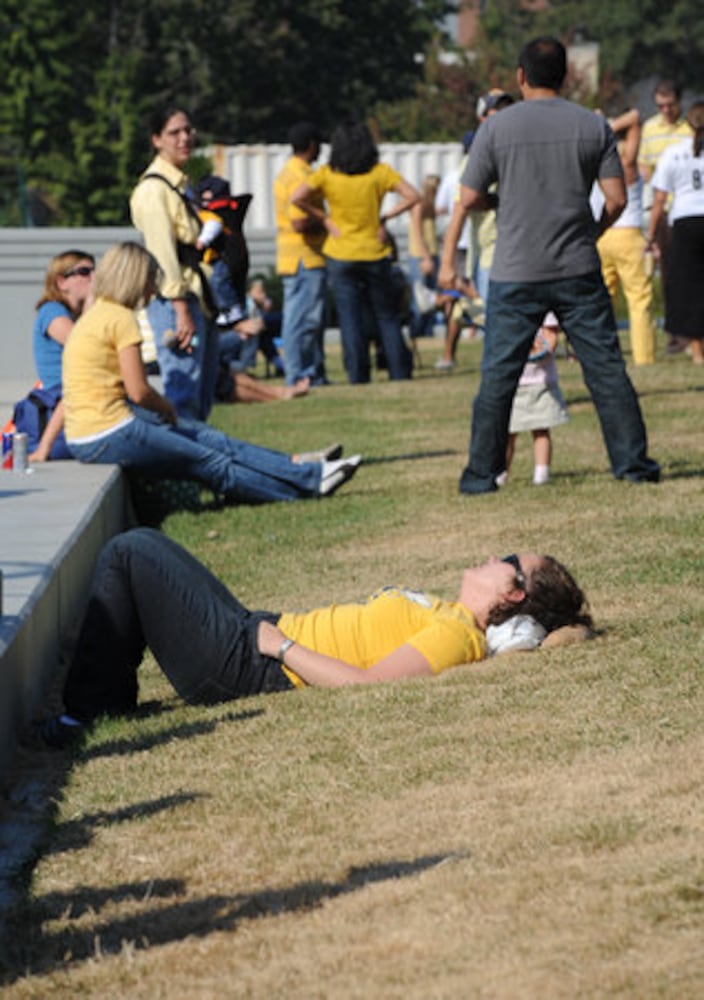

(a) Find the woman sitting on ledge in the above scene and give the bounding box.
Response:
[61,241,360,504]
[34,529,592,747]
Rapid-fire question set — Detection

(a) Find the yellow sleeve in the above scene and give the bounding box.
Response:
[406,620,486,674]
[130,178,190,299]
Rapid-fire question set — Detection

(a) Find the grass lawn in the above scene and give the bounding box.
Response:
[2,332,704,998]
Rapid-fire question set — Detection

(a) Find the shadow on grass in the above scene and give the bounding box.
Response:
[364,449,460,466]
[84,708,265,761]
[0,706,265,963]
[1,851,468,983]
[45,791,206,857]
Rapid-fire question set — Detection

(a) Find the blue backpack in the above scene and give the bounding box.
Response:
[12,385,72,460]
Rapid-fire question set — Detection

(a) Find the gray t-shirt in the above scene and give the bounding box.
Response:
[462,98,623,282]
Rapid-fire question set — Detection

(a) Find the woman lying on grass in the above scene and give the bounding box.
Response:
[35,529,592,748]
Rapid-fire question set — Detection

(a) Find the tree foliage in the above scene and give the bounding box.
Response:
[1,0,703,225]
[471,0,704,109]
[0,0,453,224]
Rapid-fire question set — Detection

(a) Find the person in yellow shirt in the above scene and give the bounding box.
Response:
[293,122,422,384]
[274,122,329,386]
[638,81,692,354]
[33,530,592,746]
[594,109,657,365]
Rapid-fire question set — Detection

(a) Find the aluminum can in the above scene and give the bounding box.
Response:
[2,432,12,470]
[12,432,28,473]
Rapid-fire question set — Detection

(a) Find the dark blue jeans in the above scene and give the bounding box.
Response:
[459,272,660,493]
[63,529,293,721]
[327,257,413,384]
[68,410,321,504]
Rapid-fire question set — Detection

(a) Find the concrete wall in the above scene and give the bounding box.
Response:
[0,464,128,780]
[0,226,278,385]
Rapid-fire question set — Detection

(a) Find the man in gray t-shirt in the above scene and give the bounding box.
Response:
[439,36,660,493]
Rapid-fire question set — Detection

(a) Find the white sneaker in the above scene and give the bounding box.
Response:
[413,280,437,315]
[319,455,362,496]
[433,357,455,371]
[216,305,246,328]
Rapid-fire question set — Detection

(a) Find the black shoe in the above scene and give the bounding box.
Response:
[31,715,85,750]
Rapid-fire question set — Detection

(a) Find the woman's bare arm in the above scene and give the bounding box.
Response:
[29,401,64,462]
[257,620,433,687]
[45,314,75,346]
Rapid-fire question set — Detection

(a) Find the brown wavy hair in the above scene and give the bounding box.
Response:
[36,250,95,310]
[487,555,593,634]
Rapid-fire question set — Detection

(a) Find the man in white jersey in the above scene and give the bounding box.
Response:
[439,36,660,493]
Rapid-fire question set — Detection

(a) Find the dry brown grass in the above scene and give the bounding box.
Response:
[2,335,704,998]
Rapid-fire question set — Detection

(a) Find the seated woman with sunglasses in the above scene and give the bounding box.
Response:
[29,250,95,461]
[34,529,592,747]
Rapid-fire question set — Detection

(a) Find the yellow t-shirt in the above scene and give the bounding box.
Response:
[278,586,486,688]
[307,162,402,261]
[638,114,692,176]
[274,155,326,274]
[63,299,141,441]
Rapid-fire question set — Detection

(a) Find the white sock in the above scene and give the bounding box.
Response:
[533,465,550,485]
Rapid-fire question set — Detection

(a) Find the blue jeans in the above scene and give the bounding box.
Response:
[327,257,413,384]
[474,264,490,304]
[459,272,660,493]
[68,409,322,504]
[218,329,259,372]
[407,254,439,339]
[147,295,219,421]
[209,258,242,314]
[281,263,327,385]
[63,528,292,721]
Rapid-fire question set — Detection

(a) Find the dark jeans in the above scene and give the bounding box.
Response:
[459,272,661,493]
[327,257,413,384]
[64,529,293,722]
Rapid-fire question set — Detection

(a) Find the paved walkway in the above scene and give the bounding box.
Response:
[0,379,127,778]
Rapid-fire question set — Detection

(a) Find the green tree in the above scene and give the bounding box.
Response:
[471,0,704,108]
[372,39,482,141]
[0,0,455,223]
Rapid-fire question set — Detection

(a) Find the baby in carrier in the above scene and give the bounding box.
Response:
[195,175,252,329]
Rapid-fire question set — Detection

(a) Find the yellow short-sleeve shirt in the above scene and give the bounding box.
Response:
[63,298,141,441]
[278,587,486,688]
[307,162,402,261]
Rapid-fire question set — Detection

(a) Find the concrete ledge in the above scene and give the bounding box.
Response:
[0,462,128,780]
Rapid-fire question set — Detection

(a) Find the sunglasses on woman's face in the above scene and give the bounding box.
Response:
[502,553,527,590]
[63,266,95,278]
